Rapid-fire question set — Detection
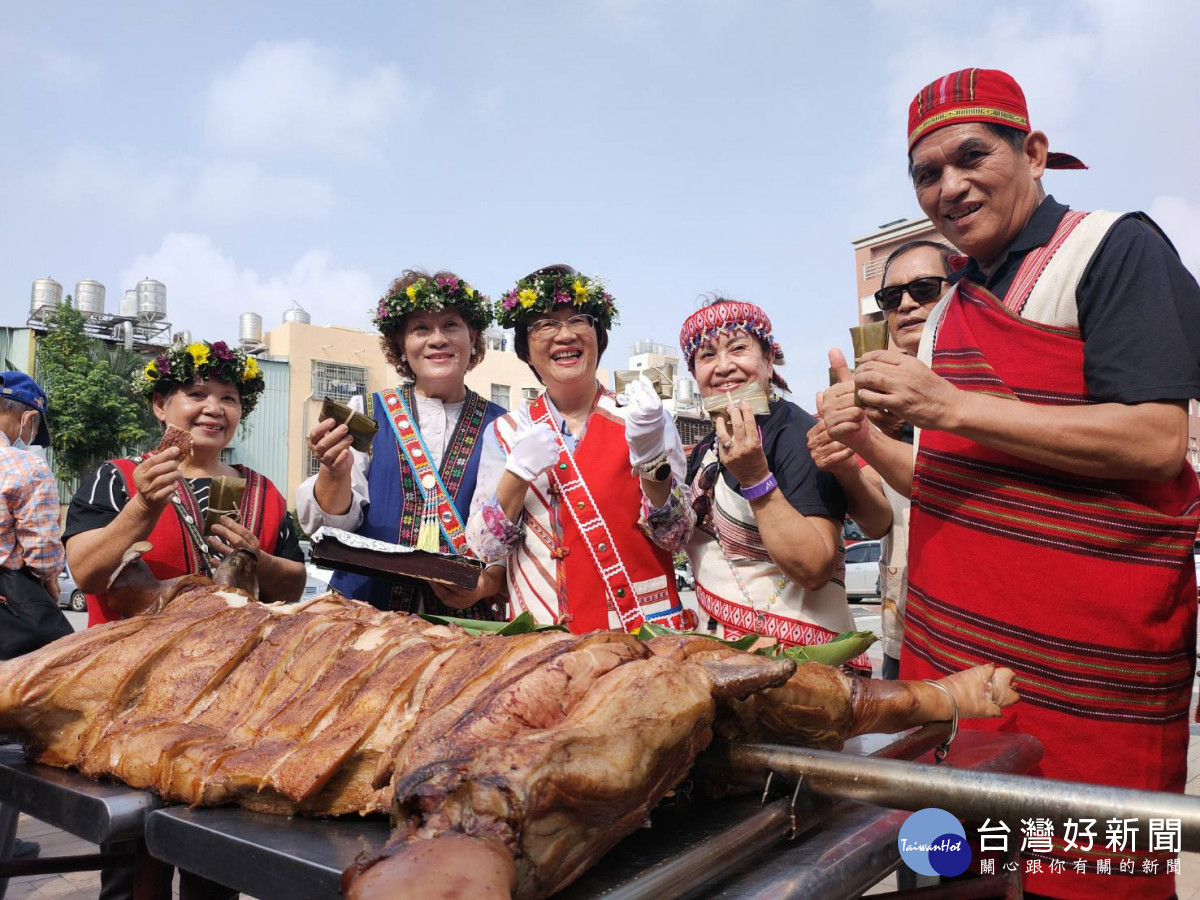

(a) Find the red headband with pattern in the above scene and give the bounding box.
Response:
[679,301,784,368]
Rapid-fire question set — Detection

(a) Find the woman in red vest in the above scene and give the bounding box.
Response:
[466,265,695,633]
[64,339,306,626]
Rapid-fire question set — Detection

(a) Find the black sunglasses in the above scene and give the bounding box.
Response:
[874,276,948,311]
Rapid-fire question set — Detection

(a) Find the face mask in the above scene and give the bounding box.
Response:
[12,415,36,453]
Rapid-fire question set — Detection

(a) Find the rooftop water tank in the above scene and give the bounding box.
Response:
[239,312,263,348]
[75,280,106,319]
[282,300,311,325]
[30,278,63,319]
[172,329,192,347]
[136,278,166,322]
[120,289,139,318]
[675,378,695,405]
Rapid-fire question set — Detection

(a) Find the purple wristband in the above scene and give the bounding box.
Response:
[739,473,778,501]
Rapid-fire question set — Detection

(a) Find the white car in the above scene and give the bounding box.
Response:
[844,540,882,600]
[1194,540,1200,598]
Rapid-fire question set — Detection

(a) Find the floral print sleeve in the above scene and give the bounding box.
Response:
[466,493,524,563]
[638,478,695,552]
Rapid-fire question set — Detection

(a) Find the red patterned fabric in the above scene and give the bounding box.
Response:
[907,68,1087,170]
[87,460,286,627]
[903,277,1199,898]
[533,405,683,634]
[695,583,871,671]
[678,300,784,368]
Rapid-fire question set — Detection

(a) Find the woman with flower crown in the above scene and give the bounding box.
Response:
[465,265,695,633]
[296,269,508,617]
[678,297,869,671]
[64,340,307,627]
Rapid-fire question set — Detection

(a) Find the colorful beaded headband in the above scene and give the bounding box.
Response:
[678,300,785,369]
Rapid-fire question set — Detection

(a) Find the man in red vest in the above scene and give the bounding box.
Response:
[824,68,1200,899]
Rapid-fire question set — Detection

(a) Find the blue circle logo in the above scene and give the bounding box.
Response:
[898,808,972,877]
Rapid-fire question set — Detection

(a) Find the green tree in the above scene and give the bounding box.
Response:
[36,301,151,480]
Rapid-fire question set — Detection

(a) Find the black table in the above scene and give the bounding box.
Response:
[140,729,1040,899]
[0,744,167,898]
[147,807,389,900]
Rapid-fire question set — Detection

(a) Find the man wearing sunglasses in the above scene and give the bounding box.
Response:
[810,241,955,681]
[823,67,1200,898]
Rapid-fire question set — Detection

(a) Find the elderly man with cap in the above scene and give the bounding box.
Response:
[823,68,1200,898]
[0,372,70,654]
[0,372,71,862]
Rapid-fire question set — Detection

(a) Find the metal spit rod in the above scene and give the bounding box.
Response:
[722,742,1200,851]
[566,727,954,900]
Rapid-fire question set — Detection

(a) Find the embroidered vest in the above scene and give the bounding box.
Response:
[87,461,285,627]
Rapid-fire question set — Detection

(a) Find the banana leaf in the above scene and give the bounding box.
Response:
[634,621,760,652]
[418,610,569,636]
[766,630,878,667]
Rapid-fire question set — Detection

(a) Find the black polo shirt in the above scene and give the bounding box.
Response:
[950,195,1200,404]
[686,398,847,522]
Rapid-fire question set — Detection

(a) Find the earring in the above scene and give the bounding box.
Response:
[470,348,477,357]
[400,354,407,362]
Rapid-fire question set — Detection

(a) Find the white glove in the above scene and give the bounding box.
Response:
[624,374,667,467]
[505,424,561,483]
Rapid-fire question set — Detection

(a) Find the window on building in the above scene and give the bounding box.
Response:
[490,384,511,410]
[311,361,367,402]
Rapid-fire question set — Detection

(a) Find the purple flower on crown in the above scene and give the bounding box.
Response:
[436,275,460,291]
[554,290,570,305]
[377,300,387,319]
[502,289,519,309]
[155,354,169,371]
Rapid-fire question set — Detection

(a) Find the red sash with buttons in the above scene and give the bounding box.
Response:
[380,388,471,555]
[529,394,673,633]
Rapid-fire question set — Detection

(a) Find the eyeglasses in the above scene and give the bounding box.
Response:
[874,276,948,312]
[528,314,597,340]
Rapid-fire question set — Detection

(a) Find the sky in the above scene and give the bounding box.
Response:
[2,0,1198,407]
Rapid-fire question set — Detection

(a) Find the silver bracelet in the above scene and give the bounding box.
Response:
[923,679,959,765]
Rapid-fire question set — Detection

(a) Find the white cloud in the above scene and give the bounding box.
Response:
[119,234,379,340]
[205,40,416,163]
[1149,196,1200,279]
[190,161,335,220]
[43,146,335,221]
[47,146,185,220]
[37,47,101,86]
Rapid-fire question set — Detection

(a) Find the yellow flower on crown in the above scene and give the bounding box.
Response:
[144,361,158,379]
[243,356,260,381]
[406,285,418,301]
[187,343,210,367]
[465,286,475,298]
[519,289,538,309]
[572,280,588,306]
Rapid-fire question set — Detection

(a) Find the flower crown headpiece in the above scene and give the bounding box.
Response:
[495,270,618,330]
[134,340,266,414]
[372,274,493,335]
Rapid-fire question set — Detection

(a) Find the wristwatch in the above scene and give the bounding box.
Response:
[634,452,673,482]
